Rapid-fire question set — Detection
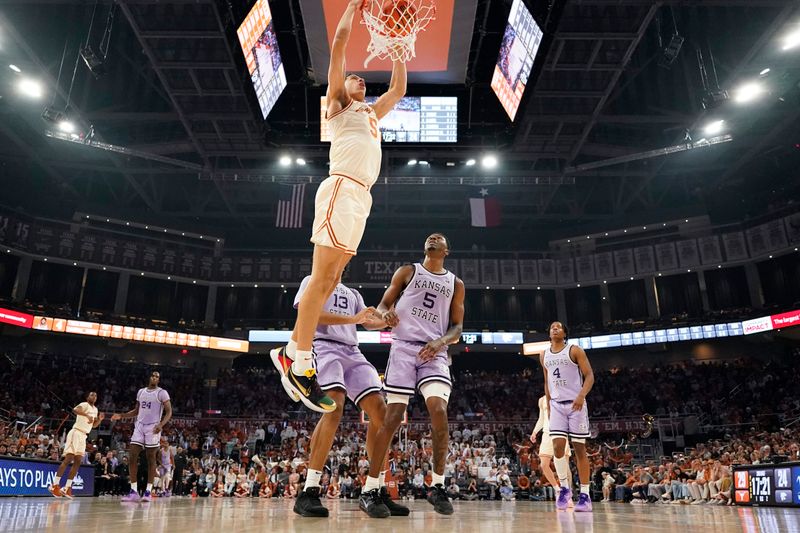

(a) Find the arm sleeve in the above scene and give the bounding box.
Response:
[532,397,545,435]
[293,276,312,310]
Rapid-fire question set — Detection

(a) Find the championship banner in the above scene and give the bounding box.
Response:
[746,225,770,257]
[634,246,655,274]
[161,248,177,275]
[613,249,634,277]
[31,225,56,255]
[500,259,519,285]
[594,252,614,279]
[0,457,94,497]
[764,220,788,251]
[257,257,274,282]
[556,258,574,284]
[121,242,138,268]
[538,259,556,284]
[79,234,97,261]
[575,256,595,282]
[278,257,294,282]
[58,230,76,258]
[698,236,722,265]
[784,213,800,244]
[722,232,748,261]
[460,259,480,285]
[519,259,538,284]
[655,242,678,271]
[676,239,700,268]
[480,259,499,285]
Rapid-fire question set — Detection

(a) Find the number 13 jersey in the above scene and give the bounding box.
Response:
[393,264,455,343]
[327,99,382,188]
[294,275,365,346]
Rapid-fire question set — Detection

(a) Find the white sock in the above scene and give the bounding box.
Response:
[379,471,386,488]
[291,350,313,374]
[364,476,381,492]
[554,456,570,488]
[130,482,138,492]
[53,476,60,486]
[65,479,73,488]
[580,484,590,496]
[146,483,153,492]
[287,339,298,359]
[305,469,322,490]
[431,472,445,487]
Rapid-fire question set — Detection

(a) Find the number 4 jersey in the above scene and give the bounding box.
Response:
[392,263,456,343]
[295,276,366,346]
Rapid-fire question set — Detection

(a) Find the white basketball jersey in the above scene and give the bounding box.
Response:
[327,99,382,188]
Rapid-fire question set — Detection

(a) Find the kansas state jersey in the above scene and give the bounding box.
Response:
[392,263,455,343]
[327,99,381,187]
[135,387,170,425]
[294,276,365,346]
[543,344,583,401]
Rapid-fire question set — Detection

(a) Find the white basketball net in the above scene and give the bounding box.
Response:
[361,0,436,67]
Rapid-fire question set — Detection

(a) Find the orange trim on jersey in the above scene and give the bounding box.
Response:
[325,99,354,121]
[318,177,357,254]
[330,172,369,190]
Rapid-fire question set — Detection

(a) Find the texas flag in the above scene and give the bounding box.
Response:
[469,188,501,227]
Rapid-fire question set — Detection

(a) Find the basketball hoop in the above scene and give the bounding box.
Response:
[361,0,436,67]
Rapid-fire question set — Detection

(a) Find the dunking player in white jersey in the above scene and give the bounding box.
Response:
[271,0,408,413]
[368,233,465,515]
[49,391,103,499]
[112,371,173,502]
[541,322,595,512]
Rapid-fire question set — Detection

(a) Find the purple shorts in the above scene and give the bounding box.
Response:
[314,339,382,406]
[548,399,591,439]
[383,339,452,397]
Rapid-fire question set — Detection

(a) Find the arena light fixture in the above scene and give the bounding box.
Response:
[9,64,21,73]
[733,82,764,103]
[407,159,418,166]
[759,68,771,76]
[781,27,800,51]
[279,155,292,167]
[295,158,306,166]
[481,155,498,169]
[465,159,476,167]
[418,160,429,166]
[704,120,725,135]
[17,78,43,98]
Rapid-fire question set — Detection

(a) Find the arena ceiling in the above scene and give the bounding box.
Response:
[0,0,798,242]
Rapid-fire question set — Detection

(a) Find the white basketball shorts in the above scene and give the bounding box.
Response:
[310,174,373,256]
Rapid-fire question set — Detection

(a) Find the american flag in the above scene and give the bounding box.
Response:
[275,184,306,228]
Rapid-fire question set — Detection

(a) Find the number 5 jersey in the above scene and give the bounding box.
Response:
[392,263,456,343]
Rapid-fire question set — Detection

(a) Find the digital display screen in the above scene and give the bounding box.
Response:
[733,463,800,507]
[715,323,729,337]
[643,331,656,344]
[481,332,524,345]
[320,96,458,143]
[690,326,703,340]
[632,331,644,345]
[703,325,717,339]
[727,322,743,336]
[678,327,691,341]
[589,334,621,349]
[667,328,679,342]
[491,0,543,121]
[620,333,633,346]
[655,329,667,343]
[237,0,287,119]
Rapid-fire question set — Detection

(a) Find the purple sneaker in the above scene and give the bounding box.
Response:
[141,490,152,502]
[163,490,171,498]
[575,493,593,512]
[556,487,572,511]
[121,490,140,502]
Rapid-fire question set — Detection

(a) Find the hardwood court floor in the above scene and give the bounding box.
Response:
[1,497,799,533]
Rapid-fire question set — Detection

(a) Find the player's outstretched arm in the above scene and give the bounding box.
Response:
[419,278,465,360]
[570,346,594,411]
[372,60,407,119]
[328,0,363,108]
[111,404,139,421]
[376,264,415,326]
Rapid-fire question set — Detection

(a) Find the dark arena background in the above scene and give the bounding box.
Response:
[1,0,800,531]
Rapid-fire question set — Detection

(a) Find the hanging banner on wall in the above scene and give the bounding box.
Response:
[613,249,635,277]
[655,242,678,271]
[575,256,595,281]
[538,259,556,284]
[722,232,749,261]
[634,246,655,274]
[698,236,723,265]
[594,252,614,279]
[556,258,574,284]
[519,259,538,284]
[500,259,519,285]
[481,259,499,285]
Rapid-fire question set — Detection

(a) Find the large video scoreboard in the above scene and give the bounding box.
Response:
[733,463,800,507]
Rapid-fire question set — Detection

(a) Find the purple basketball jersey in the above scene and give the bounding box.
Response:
[391,263,455,343]
[294,276,365,346]
[135,387,169,425]
[543,343,583,401]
